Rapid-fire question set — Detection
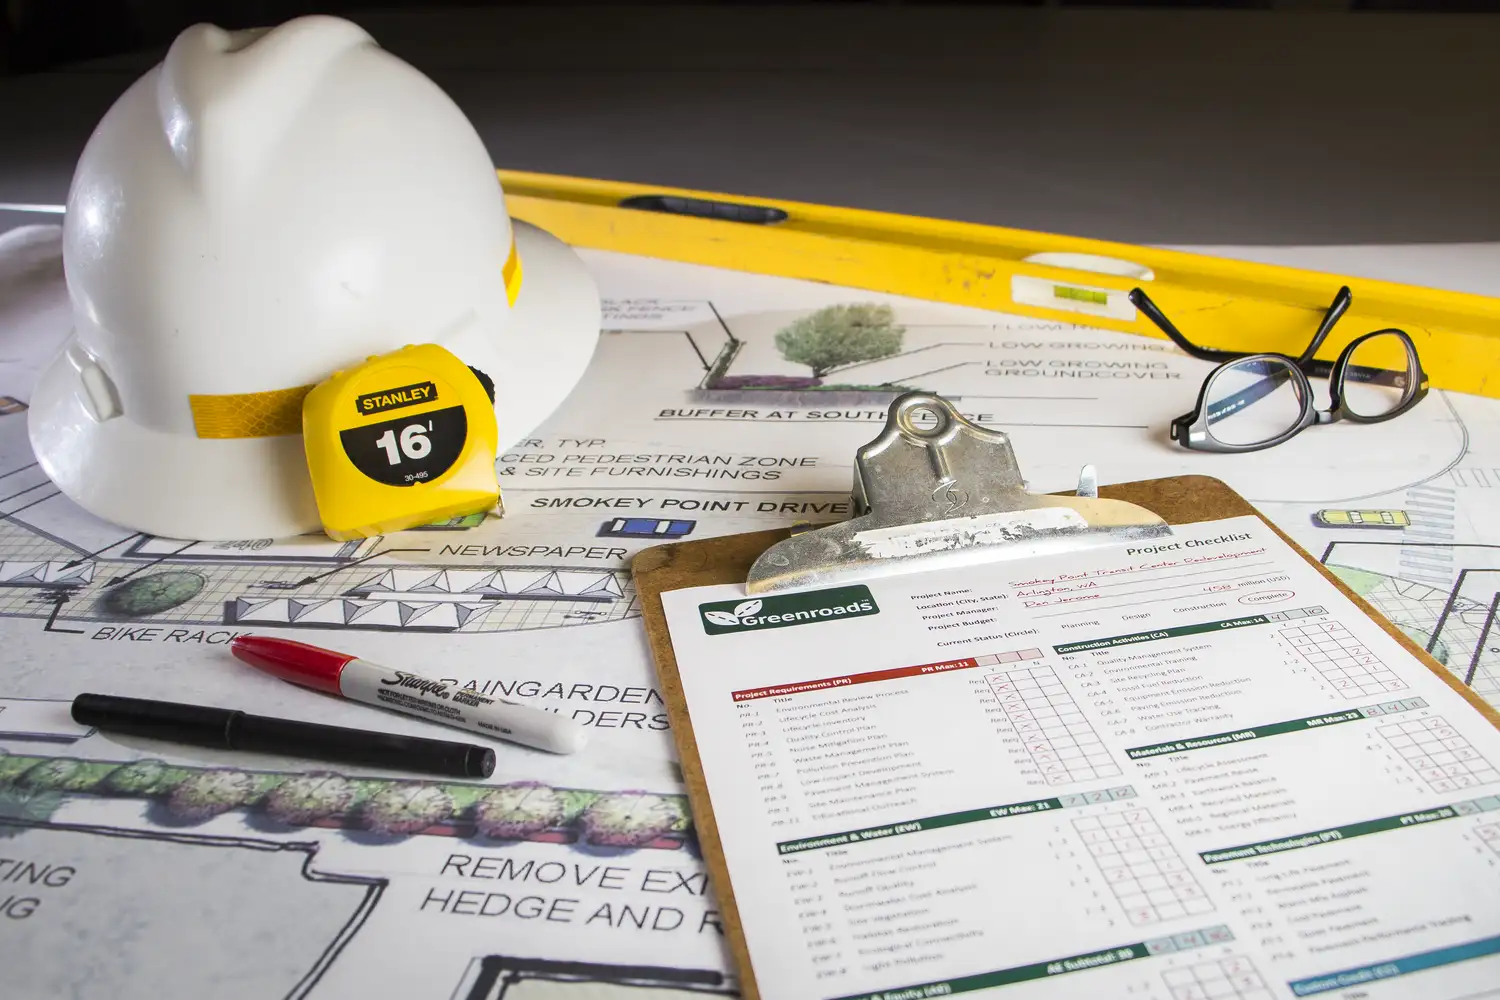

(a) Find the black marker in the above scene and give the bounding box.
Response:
[71,693,495,779]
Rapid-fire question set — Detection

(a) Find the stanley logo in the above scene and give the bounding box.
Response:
[699,585,879,636]
[356,381,438,416]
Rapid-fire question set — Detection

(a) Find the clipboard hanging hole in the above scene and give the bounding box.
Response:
[894,396,951,440]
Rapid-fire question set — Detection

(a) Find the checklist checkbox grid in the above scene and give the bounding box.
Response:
[1162,955,1274,1000]
[1074,809,1213,926]
[988,665,1119,785]
[1380,717,1500,793]
[1282,621,1406,699]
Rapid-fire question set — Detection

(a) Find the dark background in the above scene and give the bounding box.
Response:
[3,2,1499,265]
[4,0,1498,74]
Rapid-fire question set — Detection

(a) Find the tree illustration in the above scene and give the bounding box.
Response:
[774,303,905,378]
[473,781,567,840]
[99,571,205,618]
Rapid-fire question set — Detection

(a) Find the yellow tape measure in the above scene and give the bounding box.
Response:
[302,344,500,540]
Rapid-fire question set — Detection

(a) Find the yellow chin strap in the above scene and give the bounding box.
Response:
[502,231,523,307]
[189,233,521,440]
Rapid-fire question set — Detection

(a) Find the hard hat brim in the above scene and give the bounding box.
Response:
[29,220,601,541]
[485,220,602,458]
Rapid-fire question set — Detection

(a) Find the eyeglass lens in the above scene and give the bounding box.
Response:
[1341,333,1415,419]
[1204,357,1306,447]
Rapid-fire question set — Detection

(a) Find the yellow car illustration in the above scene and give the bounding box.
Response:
[1313,508,1411,529]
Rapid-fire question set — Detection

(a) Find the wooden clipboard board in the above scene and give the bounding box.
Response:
[632,473,1500,1000]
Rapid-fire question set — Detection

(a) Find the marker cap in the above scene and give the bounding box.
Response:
[230,635,353,695]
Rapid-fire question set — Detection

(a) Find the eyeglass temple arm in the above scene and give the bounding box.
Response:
[1128,288,1243,363]
[1295,286,1353,365]
[1287,358,1409,386]
[1132,286,1356,370]
[1341,363,1411,388]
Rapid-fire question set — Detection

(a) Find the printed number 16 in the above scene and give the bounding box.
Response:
[375,423,433,465]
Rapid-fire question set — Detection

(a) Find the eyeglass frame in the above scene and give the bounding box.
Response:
[1128,286,1430,454]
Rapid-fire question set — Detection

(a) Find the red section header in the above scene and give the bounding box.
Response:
[732,658,979,702]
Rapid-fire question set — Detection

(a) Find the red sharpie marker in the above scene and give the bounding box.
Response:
[230,635,588,755]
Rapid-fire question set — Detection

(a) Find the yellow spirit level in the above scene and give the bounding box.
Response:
[302,344,500,540]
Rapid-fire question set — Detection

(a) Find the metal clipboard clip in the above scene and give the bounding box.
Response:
[746,392,1173,594]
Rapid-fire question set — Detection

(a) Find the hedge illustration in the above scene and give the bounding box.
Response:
[473,781,567,840]
[362,784,457,836]
[262,772,356,826]
[581,792,689,848]
[0,753,691,849]
[167,769,261,821]
[101,758,170,795]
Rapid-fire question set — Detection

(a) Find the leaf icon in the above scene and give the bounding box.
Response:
[705,611,741,626]
[734,600,763,618]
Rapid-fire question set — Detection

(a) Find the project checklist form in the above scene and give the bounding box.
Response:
[660,516,1500,1000]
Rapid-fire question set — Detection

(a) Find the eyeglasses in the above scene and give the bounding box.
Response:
[1129,286,1429,453]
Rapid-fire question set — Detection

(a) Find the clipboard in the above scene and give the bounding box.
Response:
[631,392,1500,1000]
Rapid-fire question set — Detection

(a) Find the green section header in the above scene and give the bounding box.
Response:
[830,943,1147,1000]
[1054,615,1269,654]
[1126,710,1365,759]
[1201,805,1460,864]
[776,797,1062,855]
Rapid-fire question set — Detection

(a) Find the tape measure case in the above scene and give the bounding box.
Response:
[302,344,501,540]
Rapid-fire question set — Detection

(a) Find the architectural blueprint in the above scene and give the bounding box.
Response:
[1,220,1498,997]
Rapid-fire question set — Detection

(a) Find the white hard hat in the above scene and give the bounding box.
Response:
[29,15,600,541]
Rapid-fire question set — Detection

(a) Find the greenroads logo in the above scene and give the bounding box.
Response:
[699,585,879,636]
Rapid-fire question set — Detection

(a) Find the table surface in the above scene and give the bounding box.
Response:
[4,16,1500,992]
[3,6,1499,292]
